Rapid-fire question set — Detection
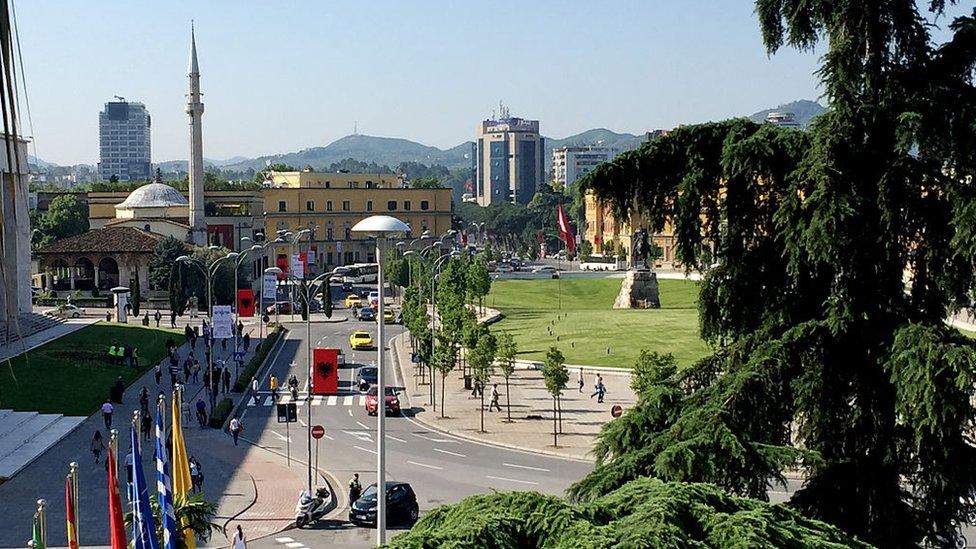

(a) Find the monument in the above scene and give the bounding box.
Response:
[613,227,661,309]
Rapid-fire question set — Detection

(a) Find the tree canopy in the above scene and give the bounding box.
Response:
[32,194,89,249]
[570,3,976,546]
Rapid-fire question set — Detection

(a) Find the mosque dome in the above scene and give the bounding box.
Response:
[115,183,188,210]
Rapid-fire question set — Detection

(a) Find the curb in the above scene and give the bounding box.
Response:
[389,333,593,464]
[219,472,259,538]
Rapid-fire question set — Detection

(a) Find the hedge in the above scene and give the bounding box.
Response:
[232,326,284,392]
[208,397,234,428]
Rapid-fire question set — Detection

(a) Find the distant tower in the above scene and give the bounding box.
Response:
[186,22,206,245]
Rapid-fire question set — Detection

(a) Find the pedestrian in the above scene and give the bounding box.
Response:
[236,320,244,338]
[125,448,134,487]
[191,359,200,384]
[139,386,150,415]
[229,415,243,446]
[196,398,208,428]
[221,337,227,352]
[222,367,231,394]
[132,347,140,368]
[90,430,104,463]
[243,332,250,352]
[183,355,193,383]
[154,310,161,327]
[489,383,502,412]
[349,473,362,503]
[169,357,180,386]
[113,376,125,404]
[123,344,133,368]
[141,409,152,441]
[154,362,162,385]
[270,374,279,401]
[189,456,201,492]
[232,525,247,549]
[578,368,585,393]
[250,376,258,399]
[170,310,177,329]
[187,324,197,350]
[105,310,112,322]
[202,368,211,393]
[590,380,607,404]
[142,312,150,326]
[107,344,118,366]
[209,371,219,409]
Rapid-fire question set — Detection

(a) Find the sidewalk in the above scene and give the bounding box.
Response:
[0,316,297,548]
[391,332,636,460]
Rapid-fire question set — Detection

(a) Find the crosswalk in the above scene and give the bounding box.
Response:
[245,392,367,407]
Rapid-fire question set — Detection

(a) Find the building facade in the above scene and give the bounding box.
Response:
[475,111,544,206]
[584,192,678,270]
[552,145,615,190]
[98,100,151,182]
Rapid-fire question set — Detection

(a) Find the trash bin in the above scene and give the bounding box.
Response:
[464,375,472,391]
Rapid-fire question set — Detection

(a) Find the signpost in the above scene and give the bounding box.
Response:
[311,424,325,482]
[611,404,623,418]
[276,402,298,465]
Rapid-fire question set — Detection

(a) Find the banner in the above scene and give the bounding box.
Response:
[262,273,277,303]
[291,253,305,278]
[308,246,316,265]
[557,204,576,255]
[212,305,233,339]
[237,289,255,317]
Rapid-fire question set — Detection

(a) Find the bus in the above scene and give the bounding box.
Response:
[342,263,379,284]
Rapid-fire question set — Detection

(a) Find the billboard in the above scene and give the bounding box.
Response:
[262,273,277,303]
[212,305,233,339]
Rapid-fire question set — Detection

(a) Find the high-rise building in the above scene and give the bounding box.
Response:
[475,105,544,206]
[98,99,151,182]
[765,111,801,128]
[552,145,616,190]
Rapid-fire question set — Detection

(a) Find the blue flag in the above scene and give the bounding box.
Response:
[155,401,177,549]
[131,420,160,549]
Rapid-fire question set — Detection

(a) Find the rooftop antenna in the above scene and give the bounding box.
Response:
[499,100,509,119]
[114,95,125,102]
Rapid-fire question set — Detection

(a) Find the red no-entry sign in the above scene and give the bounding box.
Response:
[311,425,326,439]
[611,405,623,418]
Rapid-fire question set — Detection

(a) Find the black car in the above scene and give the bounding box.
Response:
[356,307,376,321]
[341,281,354,292]
[349,482,419,527]
[358,366,378,385]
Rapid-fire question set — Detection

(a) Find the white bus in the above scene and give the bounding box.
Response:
[342,263,379,284]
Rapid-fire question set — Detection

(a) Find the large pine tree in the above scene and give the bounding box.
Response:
[573,3,976,547]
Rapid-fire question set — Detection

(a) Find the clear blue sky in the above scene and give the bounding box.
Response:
[18,1,826,165]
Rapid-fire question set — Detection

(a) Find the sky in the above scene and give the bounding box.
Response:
[17,1,830,166]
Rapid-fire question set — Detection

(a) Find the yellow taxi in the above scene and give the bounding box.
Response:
[349,330,374,350]
[344,294,363,309]
[383,308,396,324]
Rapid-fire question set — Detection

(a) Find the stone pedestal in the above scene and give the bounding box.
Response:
[613,269,660,309]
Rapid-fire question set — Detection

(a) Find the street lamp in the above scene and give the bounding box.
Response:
[232,245,263,349]
[177,252,238,390]
[352,215,408,547]
[403,248,457,408]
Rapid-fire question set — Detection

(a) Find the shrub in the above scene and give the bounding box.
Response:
[208,397,234,428]
[232,326,284,392]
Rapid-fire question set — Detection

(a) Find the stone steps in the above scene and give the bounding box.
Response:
[0,312,65,347]
[0,410,86,480]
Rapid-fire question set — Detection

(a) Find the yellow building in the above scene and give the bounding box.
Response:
[267,170,404,189]
[584,192,678,269]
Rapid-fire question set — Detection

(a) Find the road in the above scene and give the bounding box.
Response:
[239,283,593,548]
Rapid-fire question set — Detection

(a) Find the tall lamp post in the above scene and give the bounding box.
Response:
[176,252,238,385]
[351,215,408,547]
[232,243,263,348]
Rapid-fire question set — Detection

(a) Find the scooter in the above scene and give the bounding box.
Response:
[358,378,369,392]
[295,487,331,528]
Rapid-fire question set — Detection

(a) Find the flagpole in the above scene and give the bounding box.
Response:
[69,462,79,546]
[110,429,119,479]
[35,499,46,548]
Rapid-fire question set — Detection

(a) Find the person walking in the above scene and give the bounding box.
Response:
[196,398,208,428]
[186,324,197,350]
[489,383,502,412]
[154,362,162,385]
[141,409,152,442]
[270,374,279,401]
[170,309,177,329]
[191,359,201,384]
[236,320,244,339]
[123,344,133,368]
[113,376,125,404]
[590,380,607,404]
[250,376,258,400]
[229,415,243,446]
[183,355,193,384]
[577,368,585,393]
[231,525,247,549]
[349,473,362,503]
[90,430,105,463]
[139,387,150,416]
[154,310,161,327]
[222,367,231,394]
[243,332,251,352]
[189,456,201,492]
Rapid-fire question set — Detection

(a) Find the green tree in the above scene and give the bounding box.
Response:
[469,331,497,433]
[125,492,220,549]
[630,351,677,398]
[149,236,187,291]
[33,194,89,249]
[432,333,457,418]
[466,255,491,315]
[495,332,517,422]
[408,175,444,189]
[542,347,568,446]
[572,4,976,545]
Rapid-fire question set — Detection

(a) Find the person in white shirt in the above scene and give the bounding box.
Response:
[577,368,585,393]
[101,401,113,430]
[232,525,247,549]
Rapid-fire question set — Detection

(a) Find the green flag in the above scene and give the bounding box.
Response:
[31,512,44,549]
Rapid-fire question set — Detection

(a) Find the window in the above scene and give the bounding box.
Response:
[420,200,429,211]
[327,226,334,240]
[404,200,411,211]
[342,200,350,211]
[354,251,361,262]
[324,181,331,188]
[387,200,397,211]
[366,200,373,212]
[278,200,287,212]
[344,223,351,240]
[326,201,333,212]
[365,181,374,189]
[306,200,314,212]
[326,252,333,265]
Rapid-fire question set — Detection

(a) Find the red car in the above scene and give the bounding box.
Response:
[265,301,292,315]
[365,386,401,416]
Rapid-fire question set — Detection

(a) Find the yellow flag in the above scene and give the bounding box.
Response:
[170,388,196,549]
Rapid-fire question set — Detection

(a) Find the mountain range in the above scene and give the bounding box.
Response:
[37,100,825,175]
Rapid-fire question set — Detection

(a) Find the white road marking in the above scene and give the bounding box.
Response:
[327,396,337,405]
[298,419,307,427]
[275,538,294,543]
[387,435,406,443]
[270,431,291,443]
[356,421,370,430]
[246,397,256,406]
[343,396,353,405]
[286,542,305,549]
[354,445,377,455]
[348,409,353,416]
[312,396,323,406]
[503,463,550,472]
[343,430,372,442]
[433,448,466,458]
[359,396,367,405]
[412,432,454,444]
[486,475,538,486]
[263,396,274,406]
[407,460,442,470]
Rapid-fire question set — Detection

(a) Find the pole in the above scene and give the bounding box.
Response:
[429,268,436,410]
[306,282,313,494]
[286,421,290,467]
[109,429,119,479]
[35,499,46,548]
[69,461,79,545]
[376,236,387,546]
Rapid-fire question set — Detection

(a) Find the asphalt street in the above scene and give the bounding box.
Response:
[238,284,593,547]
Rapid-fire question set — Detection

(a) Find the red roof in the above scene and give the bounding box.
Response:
[36,227,167,254]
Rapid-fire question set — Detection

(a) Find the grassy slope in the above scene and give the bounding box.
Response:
[0,322,184,415]
[487,277,710,368]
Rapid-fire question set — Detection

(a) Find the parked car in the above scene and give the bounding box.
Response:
[45,304,85,319]
[349,330,374,350]
[531,265,559,273]
[344,294,364,309]
[355,307,376,321]
[265,301,293,315]
[365,385,401,416]
[348,482,419,527]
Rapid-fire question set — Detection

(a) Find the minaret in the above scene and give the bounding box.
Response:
[186,22,206,245]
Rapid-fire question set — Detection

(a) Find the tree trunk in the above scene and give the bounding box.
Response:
[552,396,558,447]
[557,394,563,434]
[505,376,512,422]
[440,372,446,418]
[479,381,485,432]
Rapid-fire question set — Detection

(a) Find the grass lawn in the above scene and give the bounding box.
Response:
[0,322,184,416]
[487,277,710,368]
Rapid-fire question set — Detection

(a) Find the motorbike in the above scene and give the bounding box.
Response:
[295,487,331,528]
[358,378,369,392]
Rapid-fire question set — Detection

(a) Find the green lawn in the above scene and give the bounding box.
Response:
[487,277,710,368]
[0,322,184,415]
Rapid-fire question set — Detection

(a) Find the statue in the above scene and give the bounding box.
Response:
[630,228,652,270]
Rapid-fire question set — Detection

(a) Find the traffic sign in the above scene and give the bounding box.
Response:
[311,425,325,439]
[277,402,298,423]
[611,404,623,418]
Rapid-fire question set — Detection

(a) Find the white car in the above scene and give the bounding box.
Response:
[45,304,85,318]
[531,265,558,273]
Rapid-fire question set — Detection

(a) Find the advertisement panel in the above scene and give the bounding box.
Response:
[212,305,233,339]
[291,253,305,278]
[262,273,277,303]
